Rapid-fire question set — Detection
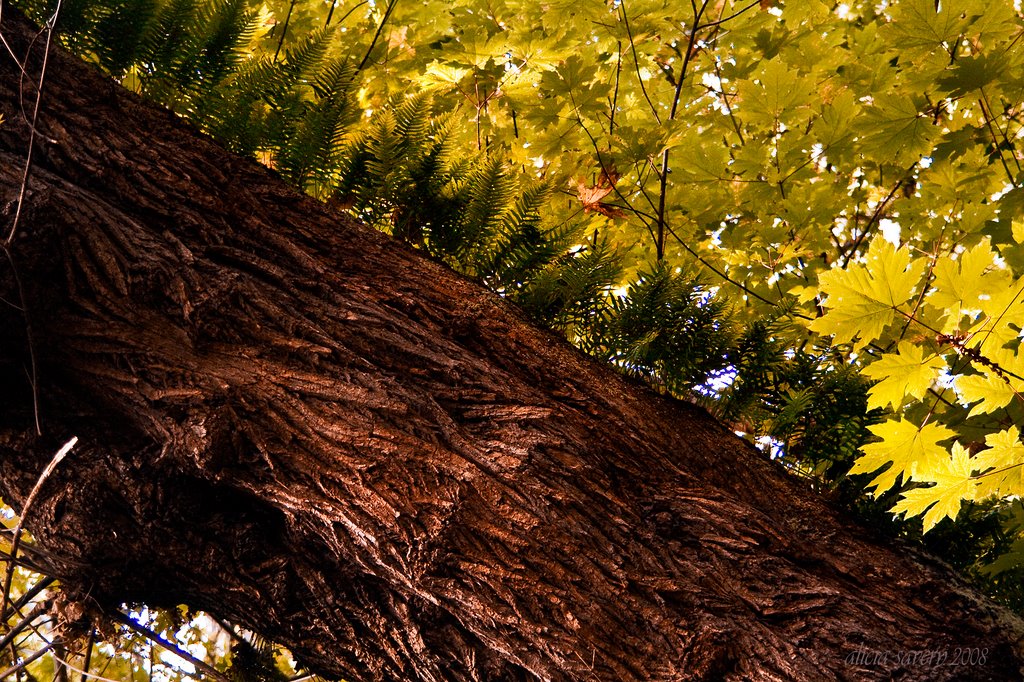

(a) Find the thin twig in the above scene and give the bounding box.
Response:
[655,0,710,260]
[273,0,299,61]
[52,649,125,682]
[0,545,50,575]
[5,0,63,246]
[571,98,801,313]
[112,611,231,682]
[0,2,63,440]
[890,304,1024,388]
[618,0,661,123]
[712,55,743,143]
[323,0,338,27]
[80,628,95,682]
[979,90,1020,182]
[662,219,797,310]
[894,229,945,345]
[0,599,50,652]
[325,0,368,29]
[0,638,54,679]
[569,101,658,246]
[836,164,916,268]
[696,0,760,30]
[54,637,69,682]
[607,40,622,138]
[0,575,53,623]
[0,437,77,622]
[2,246,41,435]
[356,0,398,72]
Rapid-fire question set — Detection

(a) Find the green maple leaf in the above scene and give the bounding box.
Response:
[937,54,1001,96]
[454,26,501,69]
[422,61,472,87]
[862,341,945,410]
[736,57,814,128]
[884,0,975,54]
[814,88,858,156]
[857,96,937,163]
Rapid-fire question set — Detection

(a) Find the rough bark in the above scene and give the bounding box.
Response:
[0,6,1021,681]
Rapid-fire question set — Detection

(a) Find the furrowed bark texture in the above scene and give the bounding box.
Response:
[0,7,1022,681]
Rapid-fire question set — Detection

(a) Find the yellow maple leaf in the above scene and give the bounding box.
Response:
[810,239,926,350]
[971,277,1024,353]
[787,284,818,304]
[892,442,977,532]
[974,427,1024,499]
[862,341,945,410]
[929,241,1005,332]
[955,370,1018,416]
[853,418,956,493]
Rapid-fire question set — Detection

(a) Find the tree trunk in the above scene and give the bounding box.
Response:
[0,6,1021,681]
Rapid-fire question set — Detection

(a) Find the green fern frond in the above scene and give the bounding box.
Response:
[591,262,734,393]
[276,58,359,195]
[202,29,335,154]
[271,27,334,92]
[477,181,557,286]
[191,0,257,90]
[136,0,199,82]
[391,91,435,155]
[91,0,159,76]
[516,235,621,338]
[437,154,514,265]
[777,361,880,468]
[333,95,471,245]
[713,302,793,423]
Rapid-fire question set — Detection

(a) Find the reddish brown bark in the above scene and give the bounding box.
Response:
[0,6,1021,680]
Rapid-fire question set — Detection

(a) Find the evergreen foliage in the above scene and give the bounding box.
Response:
[514,233,622,339]
[591,263,733,394]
